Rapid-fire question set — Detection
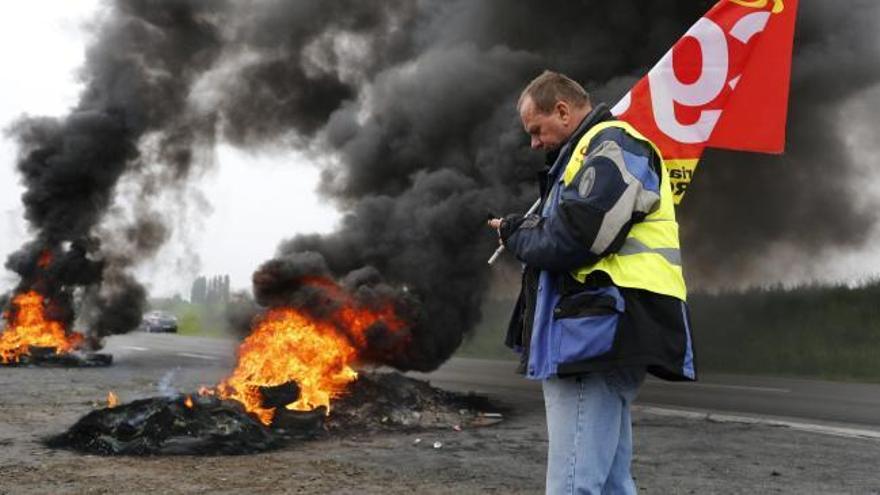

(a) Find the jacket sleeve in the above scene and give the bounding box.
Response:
[501,129,662,272]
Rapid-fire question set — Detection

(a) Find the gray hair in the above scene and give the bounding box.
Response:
[518,70,591,113]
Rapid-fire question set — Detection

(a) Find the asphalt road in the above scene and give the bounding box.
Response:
[105,332,880,433]
[3,331,879,493]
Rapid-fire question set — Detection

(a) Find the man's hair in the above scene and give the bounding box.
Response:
[518,70,591,114]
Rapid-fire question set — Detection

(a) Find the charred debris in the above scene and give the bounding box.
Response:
[1,346,111,368]
[47,372,502,456]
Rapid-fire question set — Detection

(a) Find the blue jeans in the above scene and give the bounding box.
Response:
[542,367,646,494]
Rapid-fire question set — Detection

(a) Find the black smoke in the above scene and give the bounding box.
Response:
[220,1,725,370]
[5,1,879,367]
[245,1,880,369]
[4,0,226,343]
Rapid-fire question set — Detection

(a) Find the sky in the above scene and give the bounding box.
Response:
[0,1,340,298]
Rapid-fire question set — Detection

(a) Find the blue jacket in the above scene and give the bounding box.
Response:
[502,104,696,382]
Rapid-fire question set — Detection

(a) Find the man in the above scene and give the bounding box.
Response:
[488,71,696,494]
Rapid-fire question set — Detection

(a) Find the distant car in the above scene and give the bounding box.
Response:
[140,310,178,333]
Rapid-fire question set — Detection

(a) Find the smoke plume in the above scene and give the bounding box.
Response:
[4,0,225,343]
[236,1,880,369]
[5,1,880,367]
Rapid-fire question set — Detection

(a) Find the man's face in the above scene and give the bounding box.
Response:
[519,96,573,151]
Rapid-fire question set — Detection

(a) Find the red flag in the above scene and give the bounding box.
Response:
[612,0,798,203]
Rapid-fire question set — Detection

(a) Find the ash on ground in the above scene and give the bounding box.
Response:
[46,372,503,456]
[1,346,112,367]
[327,372,502,431]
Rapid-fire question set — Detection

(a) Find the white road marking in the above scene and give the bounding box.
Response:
[121,346,148,352]
[637,405,880,441]
[650,381,790,393]
[176,352,221,361]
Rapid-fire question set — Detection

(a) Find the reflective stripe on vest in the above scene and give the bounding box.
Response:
[563,120,687,301]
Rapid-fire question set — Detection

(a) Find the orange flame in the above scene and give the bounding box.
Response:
[215,308,359,425]
[184,395,194,409]
[211,278,407,425]
[107,391,119,408]
[0,291,83,364]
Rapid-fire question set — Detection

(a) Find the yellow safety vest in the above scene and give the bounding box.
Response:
[561,121,687,301]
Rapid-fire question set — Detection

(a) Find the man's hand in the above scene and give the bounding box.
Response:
[487,218,503,245]
[489,215,531,244]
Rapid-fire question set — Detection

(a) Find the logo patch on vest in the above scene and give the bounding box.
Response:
[577,166,596,198]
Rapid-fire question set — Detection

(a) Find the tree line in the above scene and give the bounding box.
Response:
[190,275,230,305]
[689,280,880,381]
